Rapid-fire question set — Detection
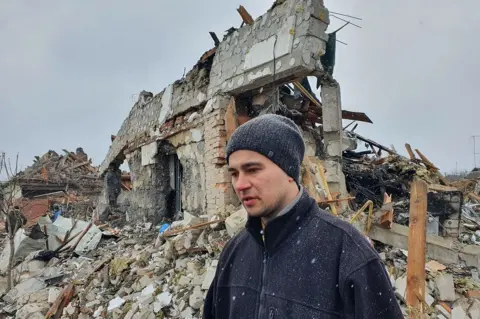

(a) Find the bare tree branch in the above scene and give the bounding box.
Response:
[0,152,25,291]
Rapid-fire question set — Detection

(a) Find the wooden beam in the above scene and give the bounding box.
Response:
[162,219,226,237]
[347,131,398,155]
[209,32,220,46]
[414,148,450,185]
[318,197,354,204]
[45,283,75,319]
[293,81,321,108]
[316,162,338,215]
[428,184,458,192]
[405,143,417,160]
[237,6,255,25]
[406,179,428,318]
[379,192,393,229]
[414,149,438,170]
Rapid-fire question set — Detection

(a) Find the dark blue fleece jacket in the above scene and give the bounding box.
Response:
[203,191,403,318]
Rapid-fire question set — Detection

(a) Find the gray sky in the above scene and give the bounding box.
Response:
[1,0,479,176]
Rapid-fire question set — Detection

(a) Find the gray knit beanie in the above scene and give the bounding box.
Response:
[225,114,305,184]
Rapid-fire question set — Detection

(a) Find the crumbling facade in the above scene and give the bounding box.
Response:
[99,0,364,223]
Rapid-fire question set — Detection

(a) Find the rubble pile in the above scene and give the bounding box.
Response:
[343,154,442,209]
[0,208,245,318]
[17,148,101,196]
[378,245,480,318]
[3,148,104,229]
[1,206,480,318]
[342,141,480,234]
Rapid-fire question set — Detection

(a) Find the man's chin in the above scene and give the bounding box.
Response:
[244,206,267,218]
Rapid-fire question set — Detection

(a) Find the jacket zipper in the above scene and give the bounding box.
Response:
[269,308,275,319]
[258,250,268,318]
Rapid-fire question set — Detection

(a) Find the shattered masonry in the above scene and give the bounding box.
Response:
[98,0,341,223]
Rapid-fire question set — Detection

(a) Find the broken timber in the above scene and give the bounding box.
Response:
[406,179,428,318]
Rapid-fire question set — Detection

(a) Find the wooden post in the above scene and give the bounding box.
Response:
[406,179,428,318]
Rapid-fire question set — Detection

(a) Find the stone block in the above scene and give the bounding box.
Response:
[435,273,456,302]
[202,260,218,290]
[16,303,49,319]
[225,207,248,237]
[3,277,46,304]
[469,299,480,319]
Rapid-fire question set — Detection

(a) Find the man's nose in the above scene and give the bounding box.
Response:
[234,173,251,192]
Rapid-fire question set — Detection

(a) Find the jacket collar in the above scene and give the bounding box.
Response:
[245,189,316,255]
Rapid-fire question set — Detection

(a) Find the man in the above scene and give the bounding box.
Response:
[204,114,402,318]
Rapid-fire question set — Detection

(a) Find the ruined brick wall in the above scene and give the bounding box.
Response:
[203,96,240,217]
[99,65,210,175]
[98,0,332,222]
[168,120,206,215]
[110,95,238,221]
[169,95,239,218]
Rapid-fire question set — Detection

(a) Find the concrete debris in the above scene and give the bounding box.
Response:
[225,207,247,237]
[379,245,480,318]
[0,217,227,318]
[435,273,456,302]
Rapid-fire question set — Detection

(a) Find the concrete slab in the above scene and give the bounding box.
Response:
[369,223,480,267]
[208,0,329,96]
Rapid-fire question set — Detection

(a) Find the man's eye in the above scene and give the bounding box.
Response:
[247,168,259,173]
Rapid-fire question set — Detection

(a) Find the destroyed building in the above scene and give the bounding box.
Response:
[2,1,480,318]
[98,0,373,224]
[1,148,101,227]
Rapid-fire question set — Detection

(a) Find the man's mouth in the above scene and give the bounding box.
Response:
[242,197,258,207]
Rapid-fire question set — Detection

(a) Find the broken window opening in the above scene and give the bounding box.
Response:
[169,154,183,218]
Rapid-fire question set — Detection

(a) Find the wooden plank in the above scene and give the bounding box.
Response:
[414,149,438,170]
[162,219,226,237]
[293,81,321,108]
[225,97,239,140]
[54,283,75,319]
[340,110,373,124]
[414,149,450,185]
[347,131,398,155]
[406,179,428,318]
[379,192,393,229]
[316,162,338,215]
[237,5,254,25]
[45,283,75,319]
[121,182,132,191]
[318,197,354,204]
[428,184,458,192]
[405,143,417,160]
[467,192,480,202]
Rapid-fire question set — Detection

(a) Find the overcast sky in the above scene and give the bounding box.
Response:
[0,0,478,176]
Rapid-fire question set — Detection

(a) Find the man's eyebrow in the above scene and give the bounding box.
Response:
[242,162,262,169]
[227,162,263,172]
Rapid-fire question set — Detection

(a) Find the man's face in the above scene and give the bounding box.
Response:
[228,150,292,218]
